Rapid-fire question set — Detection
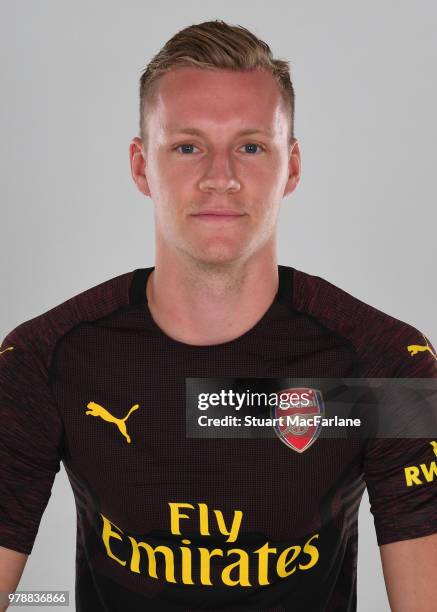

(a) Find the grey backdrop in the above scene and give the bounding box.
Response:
[1,1,436,610]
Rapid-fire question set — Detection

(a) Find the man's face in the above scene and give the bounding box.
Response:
[130,67,300,267]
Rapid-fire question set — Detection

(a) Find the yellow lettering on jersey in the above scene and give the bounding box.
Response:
[214,508,243,543]
[420,461,437,483]
[168,502,242,542]
[128,536,176,582]
[100,514,126,566]
[168,502,195,535]
[404,442,437,486]
[198,547,224,585]
[100,507,320,587]
[180,539,194,585]
[276,545,301,577]
[404,465,422,486]
[254,542,277,585]
[198,503,210,536]
[299,534,320,570]
[221,549,251,586]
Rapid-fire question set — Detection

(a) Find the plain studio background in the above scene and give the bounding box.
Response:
[1,1,436,610]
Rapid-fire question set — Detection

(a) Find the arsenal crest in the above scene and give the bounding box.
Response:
[272,387,324,453]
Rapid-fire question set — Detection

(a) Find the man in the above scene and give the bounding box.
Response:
[1,19,436,612]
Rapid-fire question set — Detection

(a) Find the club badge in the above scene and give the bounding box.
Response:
[272,387,324,453]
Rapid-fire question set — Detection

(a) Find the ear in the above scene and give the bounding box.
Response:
[129,137,151,197]
[283,139,301,198]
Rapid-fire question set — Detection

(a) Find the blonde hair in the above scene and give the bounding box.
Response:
[139,20,295,143]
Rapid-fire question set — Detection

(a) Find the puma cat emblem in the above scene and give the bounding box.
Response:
[407,335,437,361]
[0,342,14,356]
[85,401,139,443]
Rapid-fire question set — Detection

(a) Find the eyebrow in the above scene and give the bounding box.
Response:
[167,127,275,138]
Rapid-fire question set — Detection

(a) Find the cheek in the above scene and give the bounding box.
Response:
[146,162,179,210]
[154,157,199,202]
[151,176,192,231]
[243,171,283,214]
[262,167,289,211]
[241,158,284,192]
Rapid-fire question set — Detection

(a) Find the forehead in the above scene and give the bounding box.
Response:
[149,67,288,136]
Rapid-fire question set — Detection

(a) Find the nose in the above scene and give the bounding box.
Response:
[198,150,241,194]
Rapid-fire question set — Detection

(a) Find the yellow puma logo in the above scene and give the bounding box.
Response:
[0,341,14,355]
[407,334,437,360]
[86,401,139,444]
[430,441,437,457]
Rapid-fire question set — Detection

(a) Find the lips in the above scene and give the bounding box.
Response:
[192,209,245,217]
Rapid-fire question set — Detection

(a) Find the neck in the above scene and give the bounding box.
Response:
[146,247,279,346]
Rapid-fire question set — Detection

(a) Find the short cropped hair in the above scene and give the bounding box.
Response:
[139,20,295,144]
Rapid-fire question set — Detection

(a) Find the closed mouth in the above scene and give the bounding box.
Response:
[192,210,245,217]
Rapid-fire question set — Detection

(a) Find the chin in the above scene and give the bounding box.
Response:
[188,244,247,267]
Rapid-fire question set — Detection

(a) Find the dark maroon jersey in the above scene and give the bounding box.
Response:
[1,265,437,611]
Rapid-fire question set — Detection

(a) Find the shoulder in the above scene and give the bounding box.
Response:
[291,267,436,377]
[1,269,136,372]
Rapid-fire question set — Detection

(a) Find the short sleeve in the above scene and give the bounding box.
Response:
[0,326,63,554]
[363,333,437,546]
[364,437,437,545]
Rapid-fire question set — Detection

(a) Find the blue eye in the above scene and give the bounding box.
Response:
[242,143,264,154]
[176,144,198,154]
[174,143,265,155]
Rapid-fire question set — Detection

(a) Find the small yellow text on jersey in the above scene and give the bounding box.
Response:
[404,441,437,486]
